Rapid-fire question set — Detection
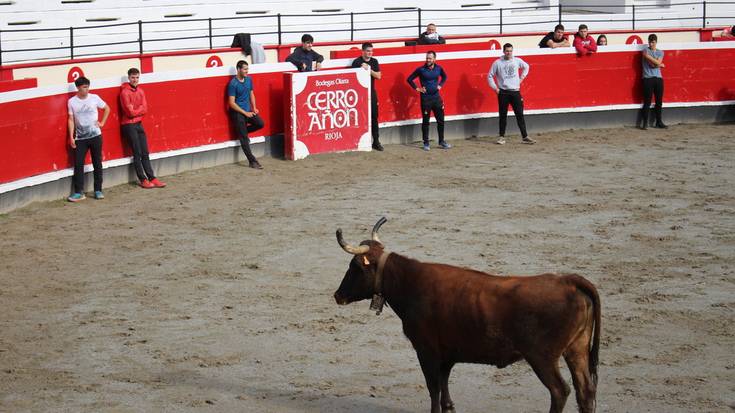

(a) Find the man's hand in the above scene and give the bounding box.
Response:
[315,62,322,71]
[97,120,105,128]
[69,137,76,149]
[361,63,370,70]
[252,108,259,115]
[416,87,426,93]
[244,111,255,118]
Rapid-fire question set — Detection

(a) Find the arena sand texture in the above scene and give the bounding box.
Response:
[1,124,734,412]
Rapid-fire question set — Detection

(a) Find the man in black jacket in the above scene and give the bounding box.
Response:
[418,24,446,45]
[286,34,324,72]
[351,43,383,151]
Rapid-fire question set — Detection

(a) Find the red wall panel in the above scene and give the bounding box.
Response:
[1,47,733,185]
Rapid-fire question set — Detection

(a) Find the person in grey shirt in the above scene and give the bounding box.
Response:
[487,43,534,145]
[640,33,667,129]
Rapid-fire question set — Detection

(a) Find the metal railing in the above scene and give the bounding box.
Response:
[0,1,732,66]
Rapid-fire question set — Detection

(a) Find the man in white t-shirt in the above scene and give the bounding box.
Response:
[487,43,535,145]
[67,76,110,202]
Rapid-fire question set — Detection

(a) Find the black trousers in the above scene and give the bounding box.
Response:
[121,122,155,182]
[498,89,528,138]
[420,95,445,144]
[73,135,103,193]
[371,93,380,144]
[230,111,265,164]
[642,77,664,126]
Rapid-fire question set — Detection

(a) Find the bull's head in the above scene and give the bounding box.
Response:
[334,217,388,306]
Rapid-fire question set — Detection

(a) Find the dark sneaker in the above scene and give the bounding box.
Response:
[372,143,384,151]
[521,137,536,144]
[67,193,86,202]
[655,123,668,129]
[438,141,452,149]
[249,161,263,169]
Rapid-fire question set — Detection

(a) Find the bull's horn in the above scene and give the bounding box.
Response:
[371,217,387,244]
[336,229,370,255]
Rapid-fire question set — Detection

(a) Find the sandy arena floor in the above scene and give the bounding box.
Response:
[1,124,734,412]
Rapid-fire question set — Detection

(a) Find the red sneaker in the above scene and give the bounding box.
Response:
[139,179,155,189]
[150,178,167,188]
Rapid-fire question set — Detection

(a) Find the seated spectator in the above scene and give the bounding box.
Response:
[597,34,608,46]
[418,23,446,45]
[286,34,323,72]
[721,25,735,38]
[539,24,570,48]
[573,24,597,55]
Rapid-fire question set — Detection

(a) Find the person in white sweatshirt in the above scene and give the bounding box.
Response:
[487,43,535,145]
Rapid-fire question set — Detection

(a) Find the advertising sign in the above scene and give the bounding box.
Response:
[284,68,371,160]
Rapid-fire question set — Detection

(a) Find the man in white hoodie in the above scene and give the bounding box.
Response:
[487,43,535,145]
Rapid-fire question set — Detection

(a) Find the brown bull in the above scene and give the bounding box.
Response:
[334,217,601,413]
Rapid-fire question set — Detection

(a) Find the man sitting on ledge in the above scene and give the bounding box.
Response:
[286,34,324,72]
[418,23,446,45]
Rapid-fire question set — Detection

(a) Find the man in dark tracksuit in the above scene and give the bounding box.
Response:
[407,51,452,151]
[351,42,383,151]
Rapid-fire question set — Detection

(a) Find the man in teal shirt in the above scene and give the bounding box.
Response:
[228,60,265,169]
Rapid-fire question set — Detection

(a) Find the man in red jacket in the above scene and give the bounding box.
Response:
[120,68,166,189]
[573,24,598,56]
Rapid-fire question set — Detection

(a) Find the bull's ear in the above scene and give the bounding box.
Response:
[362,255,371,266]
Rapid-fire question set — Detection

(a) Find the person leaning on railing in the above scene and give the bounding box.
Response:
[286,34,324,72]
[573,24,597,56]
[418,23,446,45]
[721,25,735,38]
[539,24,570,48]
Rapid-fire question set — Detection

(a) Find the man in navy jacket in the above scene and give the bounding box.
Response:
[407,51,451,151]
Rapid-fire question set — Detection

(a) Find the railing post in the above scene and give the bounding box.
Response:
[499,8,503,34]
[70,27,74,59]
[418,8,422,37]
[558,4,562,25]
[208,18,213,49]
[138,20,143,55]
[632,5,636,30]
[277,14,282,45]
[0,30,3,67]
[702,1,706,28]
[350,12,354,42]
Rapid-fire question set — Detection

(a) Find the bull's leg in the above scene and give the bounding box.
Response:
[416,351,442,413]
[527,356,570,413]
[564,346,597,413]
[440,361,456,413]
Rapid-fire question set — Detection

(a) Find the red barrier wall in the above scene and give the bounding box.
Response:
[1,44,734,187]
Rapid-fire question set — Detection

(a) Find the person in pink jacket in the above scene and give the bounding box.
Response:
[120,68,166,189]
[573,24,598,56]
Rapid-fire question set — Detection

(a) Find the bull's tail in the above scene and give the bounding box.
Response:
[568,274,601,386]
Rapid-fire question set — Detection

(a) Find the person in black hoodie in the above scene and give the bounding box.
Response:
[286,34,324,72]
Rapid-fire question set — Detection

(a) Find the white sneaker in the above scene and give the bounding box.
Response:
[496,137,506,145]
